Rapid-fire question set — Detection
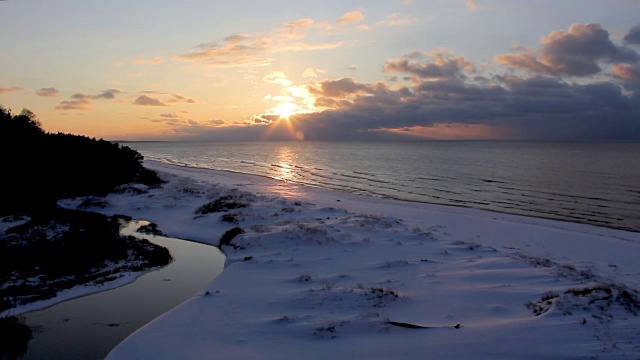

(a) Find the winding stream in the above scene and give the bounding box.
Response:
[20,220,226,360]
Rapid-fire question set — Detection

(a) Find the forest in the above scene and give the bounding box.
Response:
[0,106,161,214]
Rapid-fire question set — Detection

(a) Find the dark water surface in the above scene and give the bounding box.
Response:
[21,221,225,360]
[130,141,640,232]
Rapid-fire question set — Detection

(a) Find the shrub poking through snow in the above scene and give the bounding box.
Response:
[136,222,164,236]
[525,292,560,316]
[220,213,238,223]
[219,227,244,248]
[195,196,249,216]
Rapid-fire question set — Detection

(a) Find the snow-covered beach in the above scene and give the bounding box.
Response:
[58,160,640,359]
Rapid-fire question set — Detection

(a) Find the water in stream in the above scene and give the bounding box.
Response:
[20,221,225,360]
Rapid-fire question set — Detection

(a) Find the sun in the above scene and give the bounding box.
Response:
[271,102,300,120]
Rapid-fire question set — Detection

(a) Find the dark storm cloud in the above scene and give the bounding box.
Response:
[293,71,640,140]
[289,35,640,141]
[624,25,640,45]
[497,23,639,76]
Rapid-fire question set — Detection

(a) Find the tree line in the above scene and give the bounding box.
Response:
[0,106,161,214]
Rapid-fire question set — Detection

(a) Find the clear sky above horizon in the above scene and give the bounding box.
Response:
[1,0,639,141]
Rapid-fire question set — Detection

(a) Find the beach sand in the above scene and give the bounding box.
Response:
[55,160,640,359]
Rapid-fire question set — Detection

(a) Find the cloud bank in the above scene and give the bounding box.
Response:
[162,22,640,142]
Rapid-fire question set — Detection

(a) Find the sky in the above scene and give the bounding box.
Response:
[1,0,640,141]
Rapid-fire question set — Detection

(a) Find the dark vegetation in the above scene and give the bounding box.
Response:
[219,227,244,249]
[0,106,162,214]
[0,210,172,313]
[0,316,32,360]
[0,107,171,320]
[195,195,249,216]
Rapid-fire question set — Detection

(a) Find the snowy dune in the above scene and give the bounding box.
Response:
[61,161,640,359]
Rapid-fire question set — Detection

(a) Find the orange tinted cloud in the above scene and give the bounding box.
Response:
[613,63,640,80]
[176,18,342,68]
[0,86,23,95]
[336,11,365,24]
[466,1,479,11]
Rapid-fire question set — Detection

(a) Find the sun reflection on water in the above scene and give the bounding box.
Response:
[273,146,296,182]
[269,146,304,198]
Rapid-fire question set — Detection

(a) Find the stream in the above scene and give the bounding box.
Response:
[19,220,226,360]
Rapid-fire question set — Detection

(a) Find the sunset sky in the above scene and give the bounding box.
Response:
[1,0,639,141]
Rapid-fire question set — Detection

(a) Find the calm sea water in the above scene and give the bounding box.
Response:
[128,141,640,232]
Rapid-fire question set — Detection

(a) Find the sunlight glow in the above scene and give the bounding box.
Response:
[271,102,300,120]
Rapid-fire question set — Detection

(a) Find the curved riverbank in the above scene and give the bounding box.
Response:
[18,220,226,360]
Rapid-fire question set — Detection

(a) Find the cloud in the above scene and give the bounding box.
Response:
[384,52,474,80]
[624,25,640,45]
[278,18,314,39]
[375,13,414,27]
[175,17,343,68]
[35,87,60,97]
[496,23,639,76]
[208,119,225,125]
[71,89,124,100]
[613,63,640,81]
[336,11,365,24]
[302,68,326,79]
[309,77,390,99]
[55,99,91,110]
[249,45,639,141]
[224,34,251,43]
[263,71,292,86]
[134,95,167,106]
[140,91,196,104]
[132,57,165,65]
[466,1,479,11]
[148,112,227,134]
[0,86,23,95]
[143,22,640,142]
[167,94,196,104]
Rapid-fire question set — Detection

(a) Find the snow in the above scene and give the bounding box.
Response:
[62,160,640,359]
[0,271,147,318]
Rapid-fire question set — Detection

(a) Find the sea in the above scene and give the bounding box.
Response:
[126,141,640,233]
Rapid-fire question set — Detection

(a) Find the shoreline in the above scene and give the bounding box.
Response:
[144,159,640,234]
[91,160,640,359]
